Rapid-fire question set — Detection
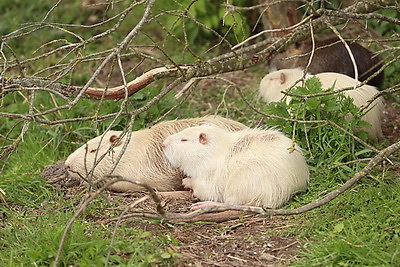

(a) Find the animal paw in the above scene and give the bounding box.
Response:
[190,201,225,211]
[182,178,192,189]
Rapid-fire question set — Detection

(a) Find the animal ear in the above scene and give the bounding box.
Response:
[279,72,286,85]
[199,133,208,144]
[109,135,118,143]
[109,135,123,147]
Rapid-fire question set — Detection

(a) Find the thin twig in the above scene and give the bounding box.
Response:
[53,177,122,267]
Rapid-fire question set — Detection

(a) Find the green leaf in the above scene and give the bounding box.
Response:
[140,231,152,238]
[160,252,171,259]
[305,77,323,93]
[305,97,320,110]
[333,222,345,234]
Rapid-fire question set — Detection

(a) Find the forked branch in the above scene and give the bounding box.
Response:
[2,0,396,101]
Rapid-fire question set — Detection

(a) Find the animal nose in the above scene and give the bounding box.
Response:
[65,164,71,170]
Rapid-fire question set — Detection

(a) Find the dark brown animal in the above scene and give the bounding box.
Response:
[269,37,384,87]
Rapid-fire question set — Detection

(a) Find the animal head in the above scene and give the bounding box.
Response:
[162,124,229,170]
[64,131,126,181]
[259,68,310,103]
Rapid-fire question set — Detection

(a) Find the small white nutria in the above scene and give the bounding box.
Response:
[259,68,384,141]
[162,124,310,209]
[64,116,247,192]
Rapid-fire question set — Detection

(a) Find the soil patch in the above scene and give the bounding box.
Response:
[49,180,303,266]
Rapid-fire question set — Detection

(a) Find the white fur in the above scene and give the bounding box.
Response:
[162,124,310,209]
[64,116,247,192]
[259,69,384,140]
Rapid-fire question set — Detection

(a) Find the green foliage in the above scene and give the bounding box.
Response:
[155,0,250,46]
[369,9,400,37]
[292,177,400,267]
[383,58,400,90]
[264,77,371,169]
[366,9,400,89]
[1,1,87,53]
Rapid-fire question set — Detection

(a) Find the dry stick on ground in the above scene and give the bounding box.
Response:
[53,177,123,267]
[105,195,150,266]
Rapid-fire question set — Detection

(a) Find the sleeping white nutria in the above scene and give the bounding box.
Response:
[64,116,247,192]
[259,68,384,141]
[162,124,310,210]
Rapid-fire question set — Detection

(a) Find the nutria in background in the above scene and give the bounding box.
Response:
[269,37,384,87]
[259,68,384,141]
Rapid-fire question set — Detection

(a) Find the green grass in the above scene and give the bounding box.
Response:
[0,207,179,266]
[294,178,400,266]
[0,129,179,265]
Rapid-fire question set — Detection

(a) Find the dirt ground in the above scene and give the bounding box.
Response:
[55,186,304,266]
[135,216,301,267]
[42,70,399,266]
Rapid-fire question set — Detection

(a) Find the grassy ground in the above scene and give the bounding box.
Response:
[1,1,399,266]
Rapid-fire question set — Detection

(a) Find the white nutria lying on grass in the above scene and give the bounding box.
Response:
[162,124,309,210]
[64,116,247,192]
[259,68,384,141]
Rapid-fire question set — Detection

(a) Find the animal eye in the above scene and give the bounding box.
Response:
[180,138,188,142]
[89,149,97,153]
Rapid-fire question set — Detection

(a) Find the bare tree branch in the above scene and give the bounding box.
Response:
[1,0,396,101]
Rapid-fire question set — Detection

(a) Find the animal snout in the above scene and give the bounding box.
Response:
[64,163,73,172]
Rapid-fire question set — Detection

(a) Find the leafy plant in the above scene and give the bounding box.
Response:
[264,77,372,169]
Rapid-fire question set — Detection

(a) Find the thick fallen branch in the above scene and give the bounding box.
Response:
[84,66,190,100]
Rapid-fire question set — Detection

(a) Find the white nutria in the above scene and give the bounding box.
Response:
[64,116,247,192]
[259,68,384,141]
[162,124,309,209]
